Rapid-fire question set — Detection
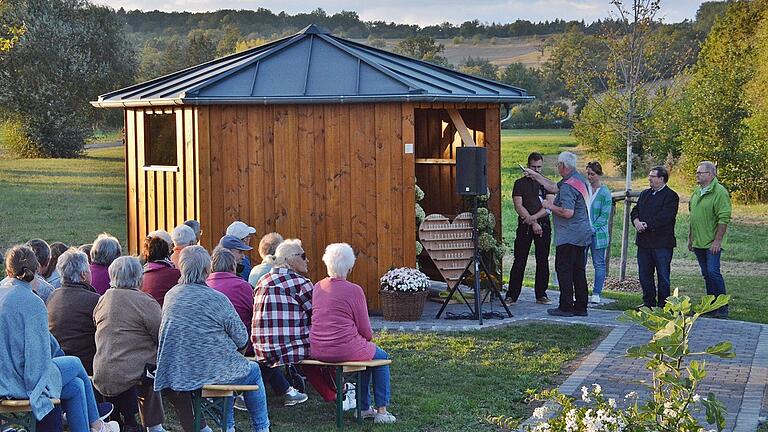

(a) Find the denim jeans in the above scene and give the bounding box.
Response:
[224,362,270,432]
[693,248,728,314]
[257,362,290,394]
[584,234,607,296]
[637,247,673,308]
[359,347,391,410]
[53,356,100,432]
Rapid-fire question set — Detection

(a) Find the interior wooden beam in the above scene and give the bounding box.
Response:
[446,109,476,147]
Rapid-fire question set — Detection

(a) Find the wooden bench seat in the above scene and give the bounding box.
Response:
[0,398,61,432]
[192,384,260,432]
[297,359,393,431]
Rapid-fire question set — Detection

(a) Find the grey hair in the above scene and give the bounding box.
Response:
[258,232,284,259]
[558,151,578,170]
[211,246,237,274]
[57,249,89,284]
[178,245,211,284]
[91,233,121,266]
[184,219,201,237]
[148,230,174,250]
[322,243,356,279]
[698,160,717,176]
[172,224,197,247]
[264,239,303,269]
[108,256,143,290]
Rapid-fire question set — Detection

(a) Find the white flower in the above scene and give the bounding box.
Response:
[624,391,637,399]
[532,422,551,432]
[692,394,701,403]
[533,406,548,419]
[380,267,429,292]
[581,386,592,402]
[591,383,602,395]
[565,409,579,432]
[608,398,616,408]
[664,408,677,418]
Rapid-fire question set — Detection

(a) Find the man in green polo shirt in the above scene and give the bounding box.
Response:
[688,161,732,318]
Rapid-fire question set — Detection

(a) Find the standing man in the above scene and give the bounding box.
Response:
[689,161,732,318]
[505,152,555,306]
[524,151,592,317]
[630,166,679,309]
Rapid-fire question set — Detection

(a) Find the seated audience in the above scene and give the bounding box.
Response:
[311,243,396,424]
[183,220,202,244]
[0,239,55,302]
[170,225,196,268]
[248,232,284,288]
[78,244,93,263]
[147,230,174,252]
[218,235,254,282]
[142,236,181,306]
[155,246,270,432]
[0,245,120,432]
[47,249,100,375]
[226,221,256,280]
[44,242,69,289]
[93,257,166,432]
[90,234,122,295]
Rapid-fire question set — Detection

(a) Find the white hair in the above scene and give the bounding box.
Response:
[57,249,90,284]
[698,160,717,176]
[322,243,356,279]
[178,245,211,284]
[172,224,197,248]
[91,233,121,266]
[148,230,174,250]
[558,151,578,170]
[211,246,237,274]
[264,239,303,269]
[108,256,143,290]
[258,232,284,259]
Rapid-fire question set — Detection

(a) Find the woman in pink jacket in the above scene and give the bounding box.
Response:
[310,243,396,425]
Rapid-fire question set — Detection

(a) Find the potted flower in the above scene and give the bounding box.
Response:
[379,267,430,321]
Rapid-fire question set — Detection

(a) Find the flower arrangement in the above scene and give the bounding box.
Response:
[380,267,429,293]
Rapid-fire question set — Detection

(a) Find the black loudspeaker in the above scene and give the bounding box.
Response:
[456,147,487,195]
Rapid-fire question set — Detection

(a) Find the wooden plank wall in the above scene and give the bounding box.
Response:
[193,103,416,310]
[124,107,200,256]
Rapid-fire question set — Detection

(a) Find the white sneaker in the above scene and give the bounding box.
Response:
[92,420,120,432]
[342,392,357,411]
[590,294,601,304]
[200,427,213,432]
[283,386,308,406]
[373,411,397,424]
[233,394,247,411]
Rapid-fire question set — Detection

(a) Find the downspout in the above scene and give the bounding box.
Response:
[500,103,513,125]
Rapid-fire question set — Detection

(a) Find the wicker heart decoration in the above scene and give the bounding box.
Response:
[418,213,475,288]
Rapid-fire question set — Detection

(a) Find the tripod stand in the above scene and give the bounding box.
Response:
[435,196,512,324]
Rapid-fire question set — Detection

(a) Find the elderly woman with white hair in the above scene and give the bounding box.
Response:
[93,256,166,432]
[155,246,270,432]
[90,233,122,295]
[47,248,101,375]
[310,243,396,424]
[170,225,197,269]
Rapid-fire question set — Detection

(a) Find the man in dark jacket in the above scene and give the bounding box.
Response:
[630,165,679,308]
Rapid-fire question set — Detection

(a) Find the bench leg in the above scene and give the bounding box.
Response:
[192,390,202,432]
[0,412,37,432]
[220,397,231,432]
[355,371,362,425]
[334,366,344,431]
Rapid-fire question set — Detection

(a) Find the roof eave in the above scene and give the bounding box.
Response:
[92,95,535,108]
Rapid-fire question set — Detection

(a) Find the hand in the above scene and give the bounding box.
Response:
[633,220,647,232]
[523,214,537,225]
[532,223,543,236]
[521,167,535,178]
[710,239,722,254]
[687,240,693,252]
[541,200,553,210]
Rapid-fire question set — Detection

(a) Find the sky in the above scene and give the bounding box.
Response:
[96,0,708,26]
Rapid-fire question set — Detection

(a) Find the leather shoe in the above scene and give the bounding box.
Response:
[536,297,553,305]
[573,310,588,316]
[547,308,573,317]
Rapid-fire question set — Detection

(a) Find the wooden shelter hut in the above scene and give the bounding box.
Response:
[92,25,532,310]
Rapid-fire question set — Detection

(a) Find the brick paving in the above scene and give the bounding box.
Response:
[370,287,768,431]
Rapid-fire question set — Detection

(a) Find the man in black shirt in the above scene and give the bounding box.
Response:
[505,152,556,305]
[630,165,679,308]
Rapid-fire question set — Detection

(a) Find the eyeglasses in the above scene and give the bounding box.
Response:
[695,171,711,176]
[293,252,307,260]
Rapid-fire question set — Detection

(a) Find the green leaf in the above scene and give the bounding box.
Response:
[688,359,707,381]
[705,341,736,358]
[702,392,726,431]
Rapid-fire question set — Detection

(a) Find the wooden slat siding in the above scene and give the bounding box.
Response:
[167,171,176,230]
[208,107,224,244]
[221,106,239,227]
[361,106,379,304]
[311,106,326,277]
[338,105,352,247]
[389,103,404,270]
[135,111,148,244]
[348,104,372,299]
[175,108,186,227]
[125,110,138,254]
[235,106,250,233]
[401,103,417,269]
[147,169,157,233]
[296,105,315,272]
[247,106,265,237]
[286,105,300,238]
[272,106,290,235]
[156,167,166,231]
[323,105,341,245]
[374,104,393,299]
[484,106,502,241]
[262,106,276,232]
[184,107,196,223]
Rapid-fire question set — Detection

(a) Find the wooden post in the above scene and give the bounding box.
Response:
[446,109,477,147]
[606,198,617,276]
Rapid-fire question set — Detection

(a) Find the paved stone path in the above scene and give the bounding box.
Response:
[370,287,768,431]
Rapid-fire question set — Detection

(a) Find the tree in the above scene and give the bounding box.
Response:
[458,57,498,81]
[392,35,449,67]
[0,0,136,157]
[187,29,218,65]
[499,62,543,97]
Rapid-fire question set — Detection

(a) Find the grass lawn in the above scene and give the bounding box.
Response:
[226,324,602,432]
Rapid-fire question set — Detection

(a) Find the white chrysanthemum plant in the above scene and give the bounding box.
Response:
[379,267,429,293]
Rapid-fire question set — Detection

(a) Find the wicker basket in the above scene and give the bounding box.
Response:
[379,289,428,321]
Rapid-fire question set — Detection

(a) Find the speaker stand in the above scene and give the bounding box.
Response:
[435,196,512,324]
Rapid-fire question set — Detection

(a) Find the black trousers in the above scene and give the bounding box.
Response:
[555,243,588,313]
[507,220,551,301]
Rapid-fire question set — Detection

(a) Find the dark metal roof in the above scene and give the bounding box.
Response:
[92,24,534,108]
